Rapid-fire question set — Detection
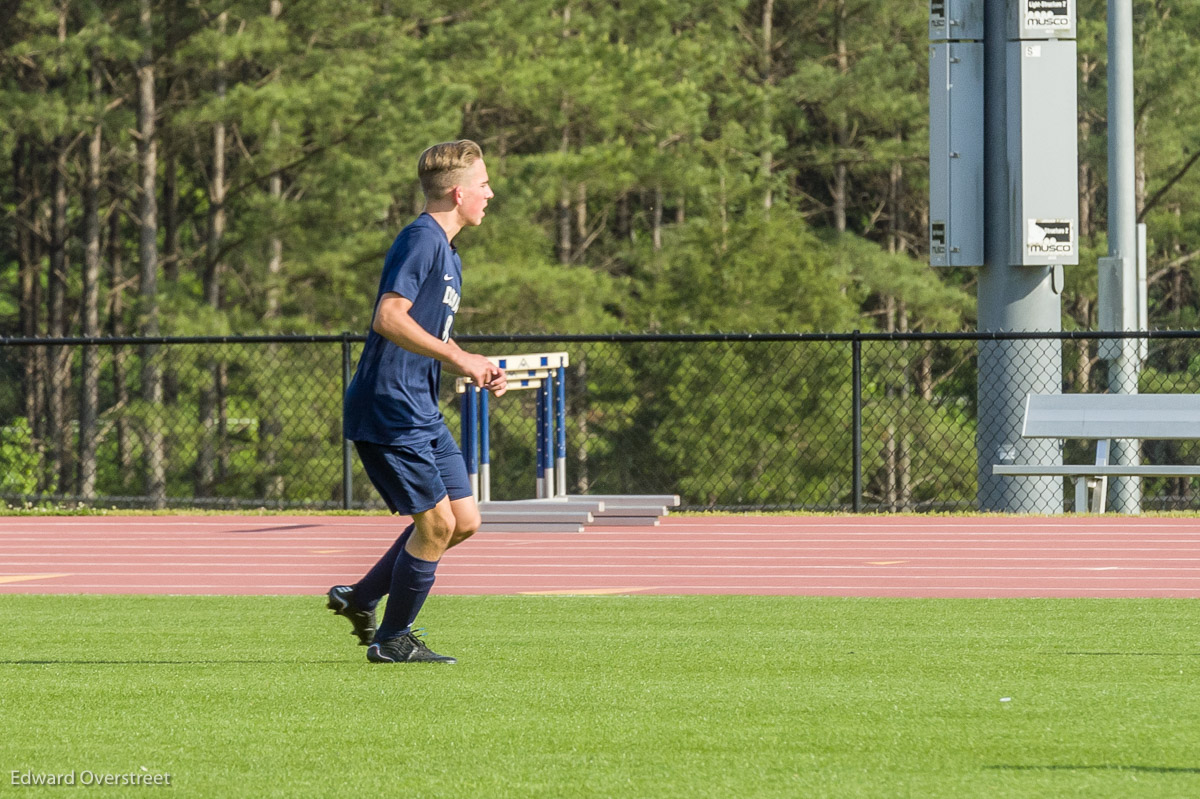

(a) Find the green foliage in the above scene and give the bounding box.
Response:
[0,0,1018,341]
[640,207,859,332]
[653,342,855,507]
[5,1,1200,510]
[0,417,39,495]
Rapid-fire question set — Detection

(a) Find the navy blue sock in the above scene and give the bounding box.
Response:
[352,524,414,610]
[374,544,439,641]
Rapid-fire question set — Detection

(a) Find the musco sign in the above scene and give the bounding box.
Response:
[1024,0,1071,31]
[930,221,947,257]
[1027,219,1073,256]
[930,0,946,32]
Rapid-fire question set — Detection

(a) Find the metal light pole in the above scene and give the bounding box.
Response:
[975,0,1067,512]
[1100,0,1142,513]
[931,1,1078,512]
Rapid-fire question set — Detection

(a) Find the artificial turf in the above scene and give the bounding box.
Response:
[2,594,1199,798]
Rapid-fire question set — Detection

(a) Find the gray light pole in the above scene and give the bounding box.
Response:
[1100,0,1142,513]
[932,0,1078,512]
[975,0,1067,512]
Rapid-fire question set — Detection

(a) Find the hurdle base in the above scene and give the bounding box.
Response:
[586,516,662,527]
[477,522,585,534]
[477,494,679,532]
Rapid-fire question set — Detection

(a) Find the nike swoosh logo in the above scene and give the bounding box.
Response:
[444,274,454,281]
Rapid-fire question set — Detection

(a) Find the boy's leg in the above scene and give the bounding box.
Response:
[329,494,477,647]
[360,491,478,599]
[329,440,430,645]
[345,437,444,607]
[367,428,480,663]
[326,429,480,658]
[346,496,474,615]
[367,498,460,664]
[438,425,482,548]
[349,523,414,609]
[373,498,455,640]
[447,495,481,547]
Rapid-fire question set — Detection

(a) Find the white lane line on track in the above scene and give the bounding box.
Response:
[3,530,1199,542]
[664,517,1199,524]
[2,520,1190,532]
[14,518,1175,529]
[4,537,1195,551]
[453,551,1200,560]
[5,551,1198,563]
[4,578,1190,590]
[436,571,1200,581]
[3,556,1198,566]
[0,559,379,566]
[6,533,1200,541]
[437,581,1200,591]
[0,542,403,547]
[2,554,1198,567]
[1,583,360,587]
[0,536,400,543]
[446,563,1195,568]
[12,570,1188,583]
[4,523,1198,535]
[0,520,401,527]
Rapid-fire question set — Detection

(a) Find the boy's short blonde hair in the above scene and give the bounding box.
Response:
[418,140,484,199]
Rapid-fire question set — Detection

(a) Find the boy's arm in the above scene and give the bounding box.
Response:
[372,292,506,394]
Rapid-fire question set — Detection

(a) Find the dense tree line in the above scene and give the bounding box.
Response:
[2,1,1199,507]
[0,0,983,341]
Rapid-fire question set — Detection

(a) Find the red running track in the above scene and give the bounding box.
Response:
[1,515,1199,598]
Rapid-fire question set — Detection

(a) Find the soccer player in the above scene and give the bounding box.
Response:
[327,140,506,664]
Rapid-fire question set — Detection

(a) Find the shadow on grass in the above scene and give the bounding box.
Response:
[0,659,351,666]
[1059,652,1200,657]
[988,765,1200,774]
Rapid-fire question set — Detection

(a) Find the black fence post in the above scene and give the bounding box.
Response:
[852,332,863,513]
[341,333,353,510]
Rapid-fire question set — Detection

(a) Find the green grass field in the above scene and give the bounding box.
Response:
[2,595,1199,798]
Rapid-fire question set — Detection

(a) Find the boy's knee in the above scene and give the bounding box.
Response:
[414,506,456,553]
[455,509,481,536]
[448,509,480,548]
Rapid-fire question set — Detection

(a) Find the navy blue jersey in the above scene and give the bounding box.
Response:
[344,214,463,445]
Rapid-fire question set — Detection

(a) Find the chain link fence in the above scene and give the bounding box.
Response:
[2,332,1199,512]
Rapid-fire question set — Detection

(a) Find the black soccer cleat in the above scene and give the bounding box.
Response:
[366,631,457,664]
[326,585,376,646]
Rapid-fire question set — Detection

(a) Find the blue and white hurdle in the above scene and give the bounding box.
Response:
[456,351,679,532]
[457,351,569,502]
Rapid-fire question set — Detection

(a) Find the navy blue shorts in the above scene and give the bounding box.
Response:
[354,427,472,516]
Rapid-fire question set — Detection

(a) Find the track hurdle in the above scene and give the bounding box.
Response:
[457,351,680,531]
[457,351,569,502]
